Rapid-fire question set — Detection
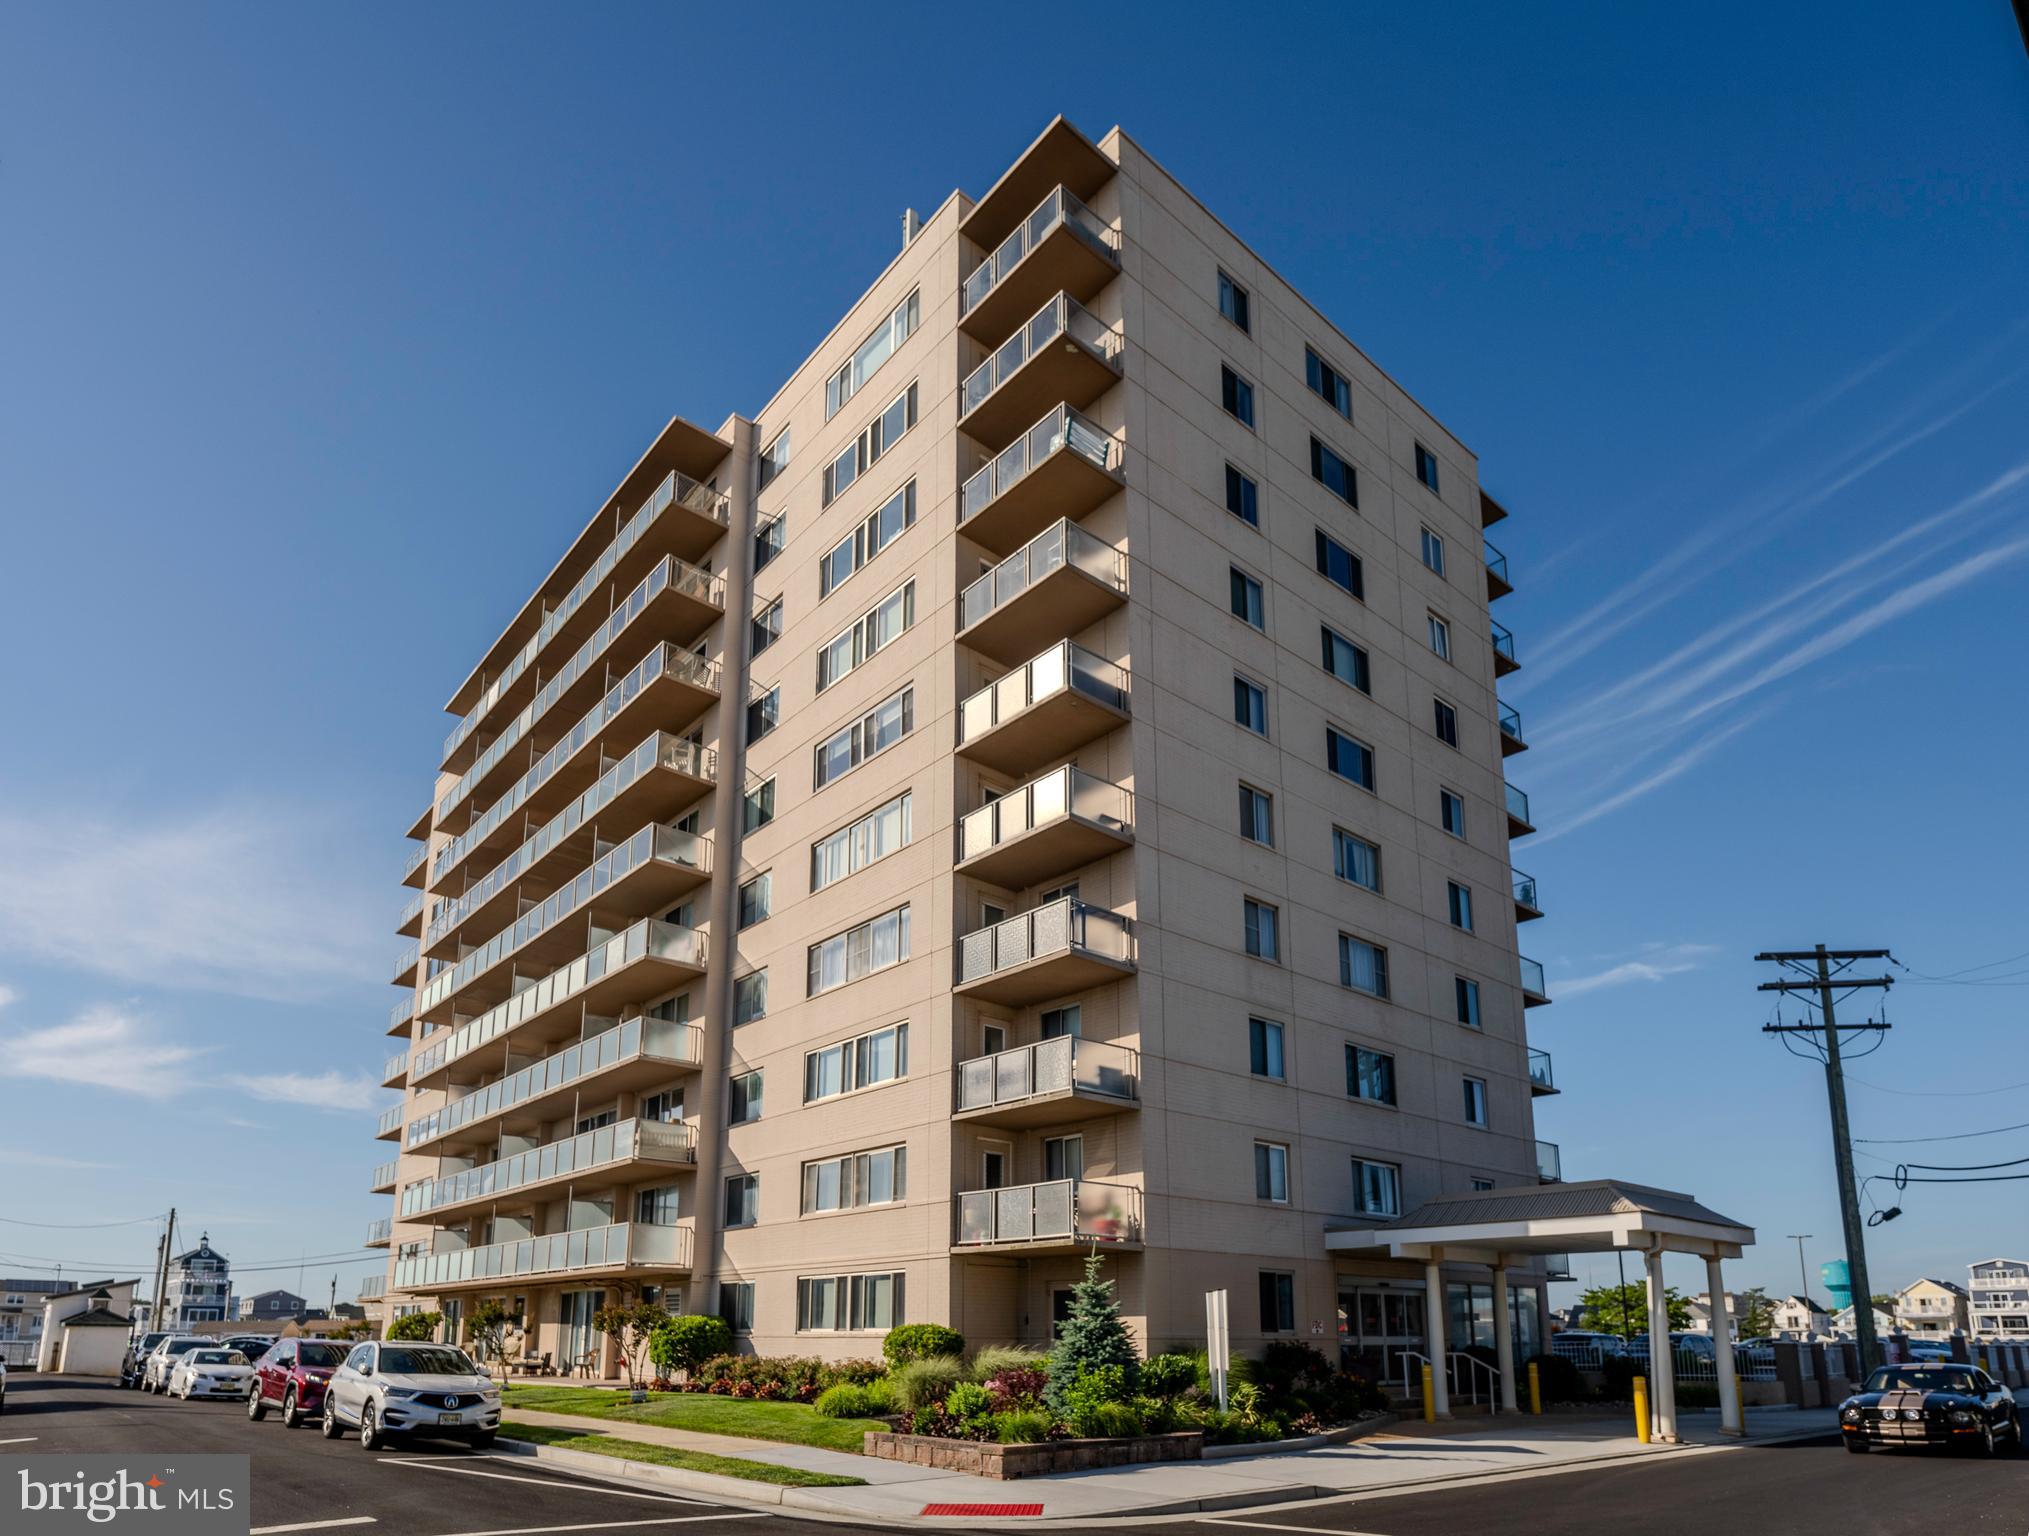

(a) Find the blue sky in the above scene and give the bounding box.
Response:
[1,1,2024,1312]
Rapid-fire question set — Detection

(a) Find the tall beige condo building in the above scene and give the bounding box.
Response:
[372,119,1559,1379]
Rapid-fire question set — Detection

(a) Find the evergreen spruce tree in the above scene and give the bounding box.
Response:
[1044,1250,1139,1414]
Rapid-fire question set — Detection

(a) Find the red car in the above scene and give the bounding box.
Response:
[246,1338,350,1427]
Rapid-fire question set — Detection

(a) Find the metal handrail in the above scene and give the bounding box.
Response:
[1520,955,1547,998]
[961,184,1120,315]
[1505,782,1532,827]
[955,1035,1140,1113]
[1490,619,1517,664]
[956,764,1132,863]
[956,641,1128,745]
[959,293,1121,420]
[1513,871,1539,909]
[1528,1048,1554,1092]
[401,1116,695,1219]
[960,404,1121,526]
[1498,702,1524,743]
[953,1178,1141,1247]
[958,519,1126,631]
[1484,540,1510,584]
[955,897,1132,986]
[394,1220,692,1291]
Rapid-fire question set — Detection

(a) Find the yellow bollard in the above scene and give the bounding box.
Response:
[1527,1360,1542,1415]
[1421,1362,1436,1423]
[1633,1374,1651,1443]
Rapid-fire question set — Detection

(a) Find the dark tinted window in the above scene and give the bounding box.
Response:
[1864,1366,1976,1393]
[379,1346,475,1375]
[297,1342,347,1367]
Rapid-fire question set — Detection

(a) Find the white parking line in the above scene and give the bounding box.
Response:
[249,1519,379,1535]
[381,1461,709,1505]
[1209,1523,1390,1535]
[424,1519,761,1536]
[0,1437,40,1446]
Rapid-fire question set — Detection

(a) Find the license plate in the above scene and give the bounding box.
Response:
[440,1412,463,1425]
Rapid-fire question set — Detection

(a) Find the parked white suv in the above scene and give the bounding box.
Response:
[321,1341,499,1450]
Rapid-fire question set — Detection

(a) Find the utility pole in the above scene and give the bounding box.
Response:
[152,1208,177,1329]
[1758,945,1893,1371]
[1786,1234,1813,1303]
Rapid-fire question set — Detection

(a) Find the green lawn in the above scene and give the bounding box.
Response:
[499,1422,864,1487]
[500,1385,884,1454]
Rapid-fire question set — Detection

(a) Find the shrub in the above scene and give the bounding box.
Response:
[1257,1340,1333,1396]
[883,1324,965,1365]
[1057,1364,1137,1436]
[831,1357,888,1386]
[909,1406,950,1436]
[984,1365,1048,1412]
[994,1408,1052,1445]
[649,1315,732,1378]
[1130,1394,1180,1433]
[687,1354,834,1401]
[968,1345,1046,1383]
[814,1383,874,1418]
[386,1311,441,1342]
[1524,1352,1587,1404]
[1138,1353,1196,1399]
[1599,1356,1641,1404]
[1676,1382,1719,1409]
[1084,1401,1144,1438]
[891,1356,965,1414]
[943,1381,995,1438]
[859,1376,894,1413]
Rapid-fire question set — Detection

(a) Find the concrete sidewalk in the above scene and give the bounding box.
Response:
[499,1403,1841,1523]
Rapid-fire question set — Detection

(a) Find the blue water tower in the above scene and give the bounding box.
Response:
[1821,1260,1852,1311]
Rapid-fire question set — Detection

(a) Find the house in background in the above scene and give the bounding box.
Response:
[1832,1302,1895,1339]
[162,1234,231,1328]
[1895,1278,1970,1337]
[33,1281,139,1375]
[2,1278,82,1367]
[1683,1291,1740,1335]
[1967,1259,2029,1340]
[238,1289,309,1321]
[1769,1295,1832,1338]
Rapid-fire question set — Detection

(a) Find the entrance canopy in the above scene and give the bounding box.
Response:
[1324,1179,1754,1266]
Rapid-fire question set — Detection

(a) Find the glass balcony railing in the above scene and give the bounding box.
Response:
[961,185,1120,315]
[1520,955,1547,999]
[1528,1047,1555,1092]
[408,925,704,1093]
[957,764,1132,864]
[429,733,714,948]
[397,892,425,930]
[389,995,415,1032]
[961,404,1121,527]
[366,1217,392,1246]
[960,293,1120,420]
[357,1274,386,1301]
[1485,540,1510,588]
[957,641,1128,746]
[432,646,718,882]
[1536,1140,1563,1182]
[1490,619,1517,666]
[392,944,418,984]
[435,556,722,823]
[376,1104,404,1138]
[383,1048,409,1083]
[394,1220,691,1291]
[413,824,709,1019]
[956,897,1133,987]
[956,1035,1140,1114]
[959,519,1126,632]
[1513,871,1540,911]
[1498,702,1525,744]
[443,472,729,766]
[955,1179,1142,1248]
[369,1160,397,1191]
[402,843,429,882]
[401,1116,695,1220]
[1505,782,1533,828]
[1544,1253,1576,1282]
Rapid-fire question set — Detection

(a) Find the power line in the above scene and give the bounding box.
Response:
[0,1214,168,1230]
[1855,1119,2029,1144]
[1848,1074,2029,1098]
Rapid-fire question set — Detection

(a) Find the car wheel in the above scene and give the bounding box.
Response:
[1980,1420,1998,1457]
[467,1431,495,1450]
[359,1402,383,1452]
[1844,1436,1868,1454]
[320,1403,345,1439]
[282,1389,304,1430]
[247,1385,267,1422]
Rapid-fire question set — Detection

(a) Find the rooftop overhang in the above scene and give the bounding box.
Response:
[1325,1179,1755,1267]
[960,117,1117,253]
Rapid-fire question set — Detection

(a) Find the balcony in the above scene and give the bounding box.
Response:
[1528,1047,1558,1096]
[1498,701,1527,755]
[1485,540,1513,601]
[376,1103,404,1141]
[960,404,1124,559]
[959,292,1122,451]
[961,184,1120,342]
[427,733,715,956]
[954,1179,1142,1254]
[394,1220,692,1295]
[369,1160,398,1194]
[401,842,429,892]
[402,1117,695,1226]
[357,1274,387,1302]
[408,922,706,1093]
[414,825,711,1027]
[954,897,1135,1008]
[387,994,415,1038]
[956,765,1133,890]
[1505,782,1536,838]
[1490,619,1519,677]
[365,1217,392,1249]
[397,892,425,940]
[956,641,1128,777]
[442,475,729,774]
[1545,1253,1576,1282]
[392,944,419,989]
[1512,871,1543,922]
[382,1049,409,1090]
[1536,1140,1563,1184]
[435,558,723,829]
[958,519,1127,667]
[955,1036,1140,1129]
[1520,955,1550,1007]
[406,1017,703,1155]
[1480,488,1509,528]
[963,116,1116,249]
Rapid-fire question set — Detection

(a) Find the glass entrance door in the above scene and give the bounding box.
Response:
[1338,1284,1427,1385]
[560,1289,606,1376]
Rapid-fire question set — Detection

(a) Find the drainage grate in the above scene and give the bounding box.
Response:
[920,1504,1045,1518]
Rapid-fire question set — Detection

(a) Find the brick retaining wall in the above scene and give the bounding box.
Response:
[864,1429,1204,1479]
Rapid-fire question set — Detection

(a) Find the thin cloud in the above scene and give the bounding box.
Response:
[1531,709,1769,845]
[0,1004,204,1099]
[225,1070,379,1114]
[1557,944,1719,999]
[0,1148,112,1171]
[0,984,14,1010]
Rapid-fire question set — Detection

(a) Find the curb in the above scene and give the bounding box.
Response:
[1203,1412,1399,1459]
[494,1436,802,1508]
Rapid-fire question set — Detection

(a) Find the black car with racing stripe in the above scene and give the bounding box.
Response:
[1840,1362,2020,1455]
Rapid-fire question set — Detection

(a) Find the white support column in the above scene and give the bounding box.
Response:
[1707,1254,1743,1436]
[1644,1248,1678,1443]
[1424,1258,1452,1419]
[1492,1264,1518,1413]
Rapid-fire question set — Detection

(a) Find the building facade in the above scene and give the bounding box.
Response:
[370,119,1557,1375]
[162,1236,231,1329]
[1968,1259,2029,1339]
[1893,1277,1969,1337]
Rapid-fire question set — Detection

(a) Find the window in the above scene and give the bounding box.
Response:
[1353,1159,1402,1217]
[1415,443,1441,493]
[1305,347,1352,417]
[1447,882,1474,932]
[822,382,919,506]
[1218,270,1250,332]
[1224,464,1259,526]
[1326,726,1375,789]
[1259,1272,1296,1333]
[1463,1076,1489,1127]
[751,599,783,656]
[1455,977,1482,1028]
[1233,675,1268,735]
[636,1186,680,1225]
[1220,365,1255,427]
[718,1281,755,1333]
[1471,1177,1496,1192]
[817,580,914,691]
[733,969,768,1026]
[811,791,911,891]
[1321,627,1370,693]
[1333,828,1380,891]
[1427,613,1451,660]
[576,1109,616,1134]
[1347,1044,1396,1105]
[1244,898,1279,961]
[754,513,785,572]
[1249,1016,1286,1080]
[1314,529,1364,600]
[1420,526,1445,575]
[1433,698,1459,748]
[807,905,910,996]
[1040,1005,1081,1039]
[641,1088,682,1123]
[797,1271,903,1332]
[729,1071,763,1125]
[815,686,914,789]
[1440,789,1466,838]
[757,428,791,492]
[1043,1133,1084,1180]
[744,778,776,833]
[820,481,916,598]
[826,290,919,419]
[1310,436,1357,506]
[1339,934,1389,997]
[1229,567,1264,628]
[723,1174,759,1228]
[739,872,773,929]
[803,1022,908,1102]
[802,1144,907,1213]
[1254,1141,1290,1202]
[1238,784,1274,846]
[747,687,779,744]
